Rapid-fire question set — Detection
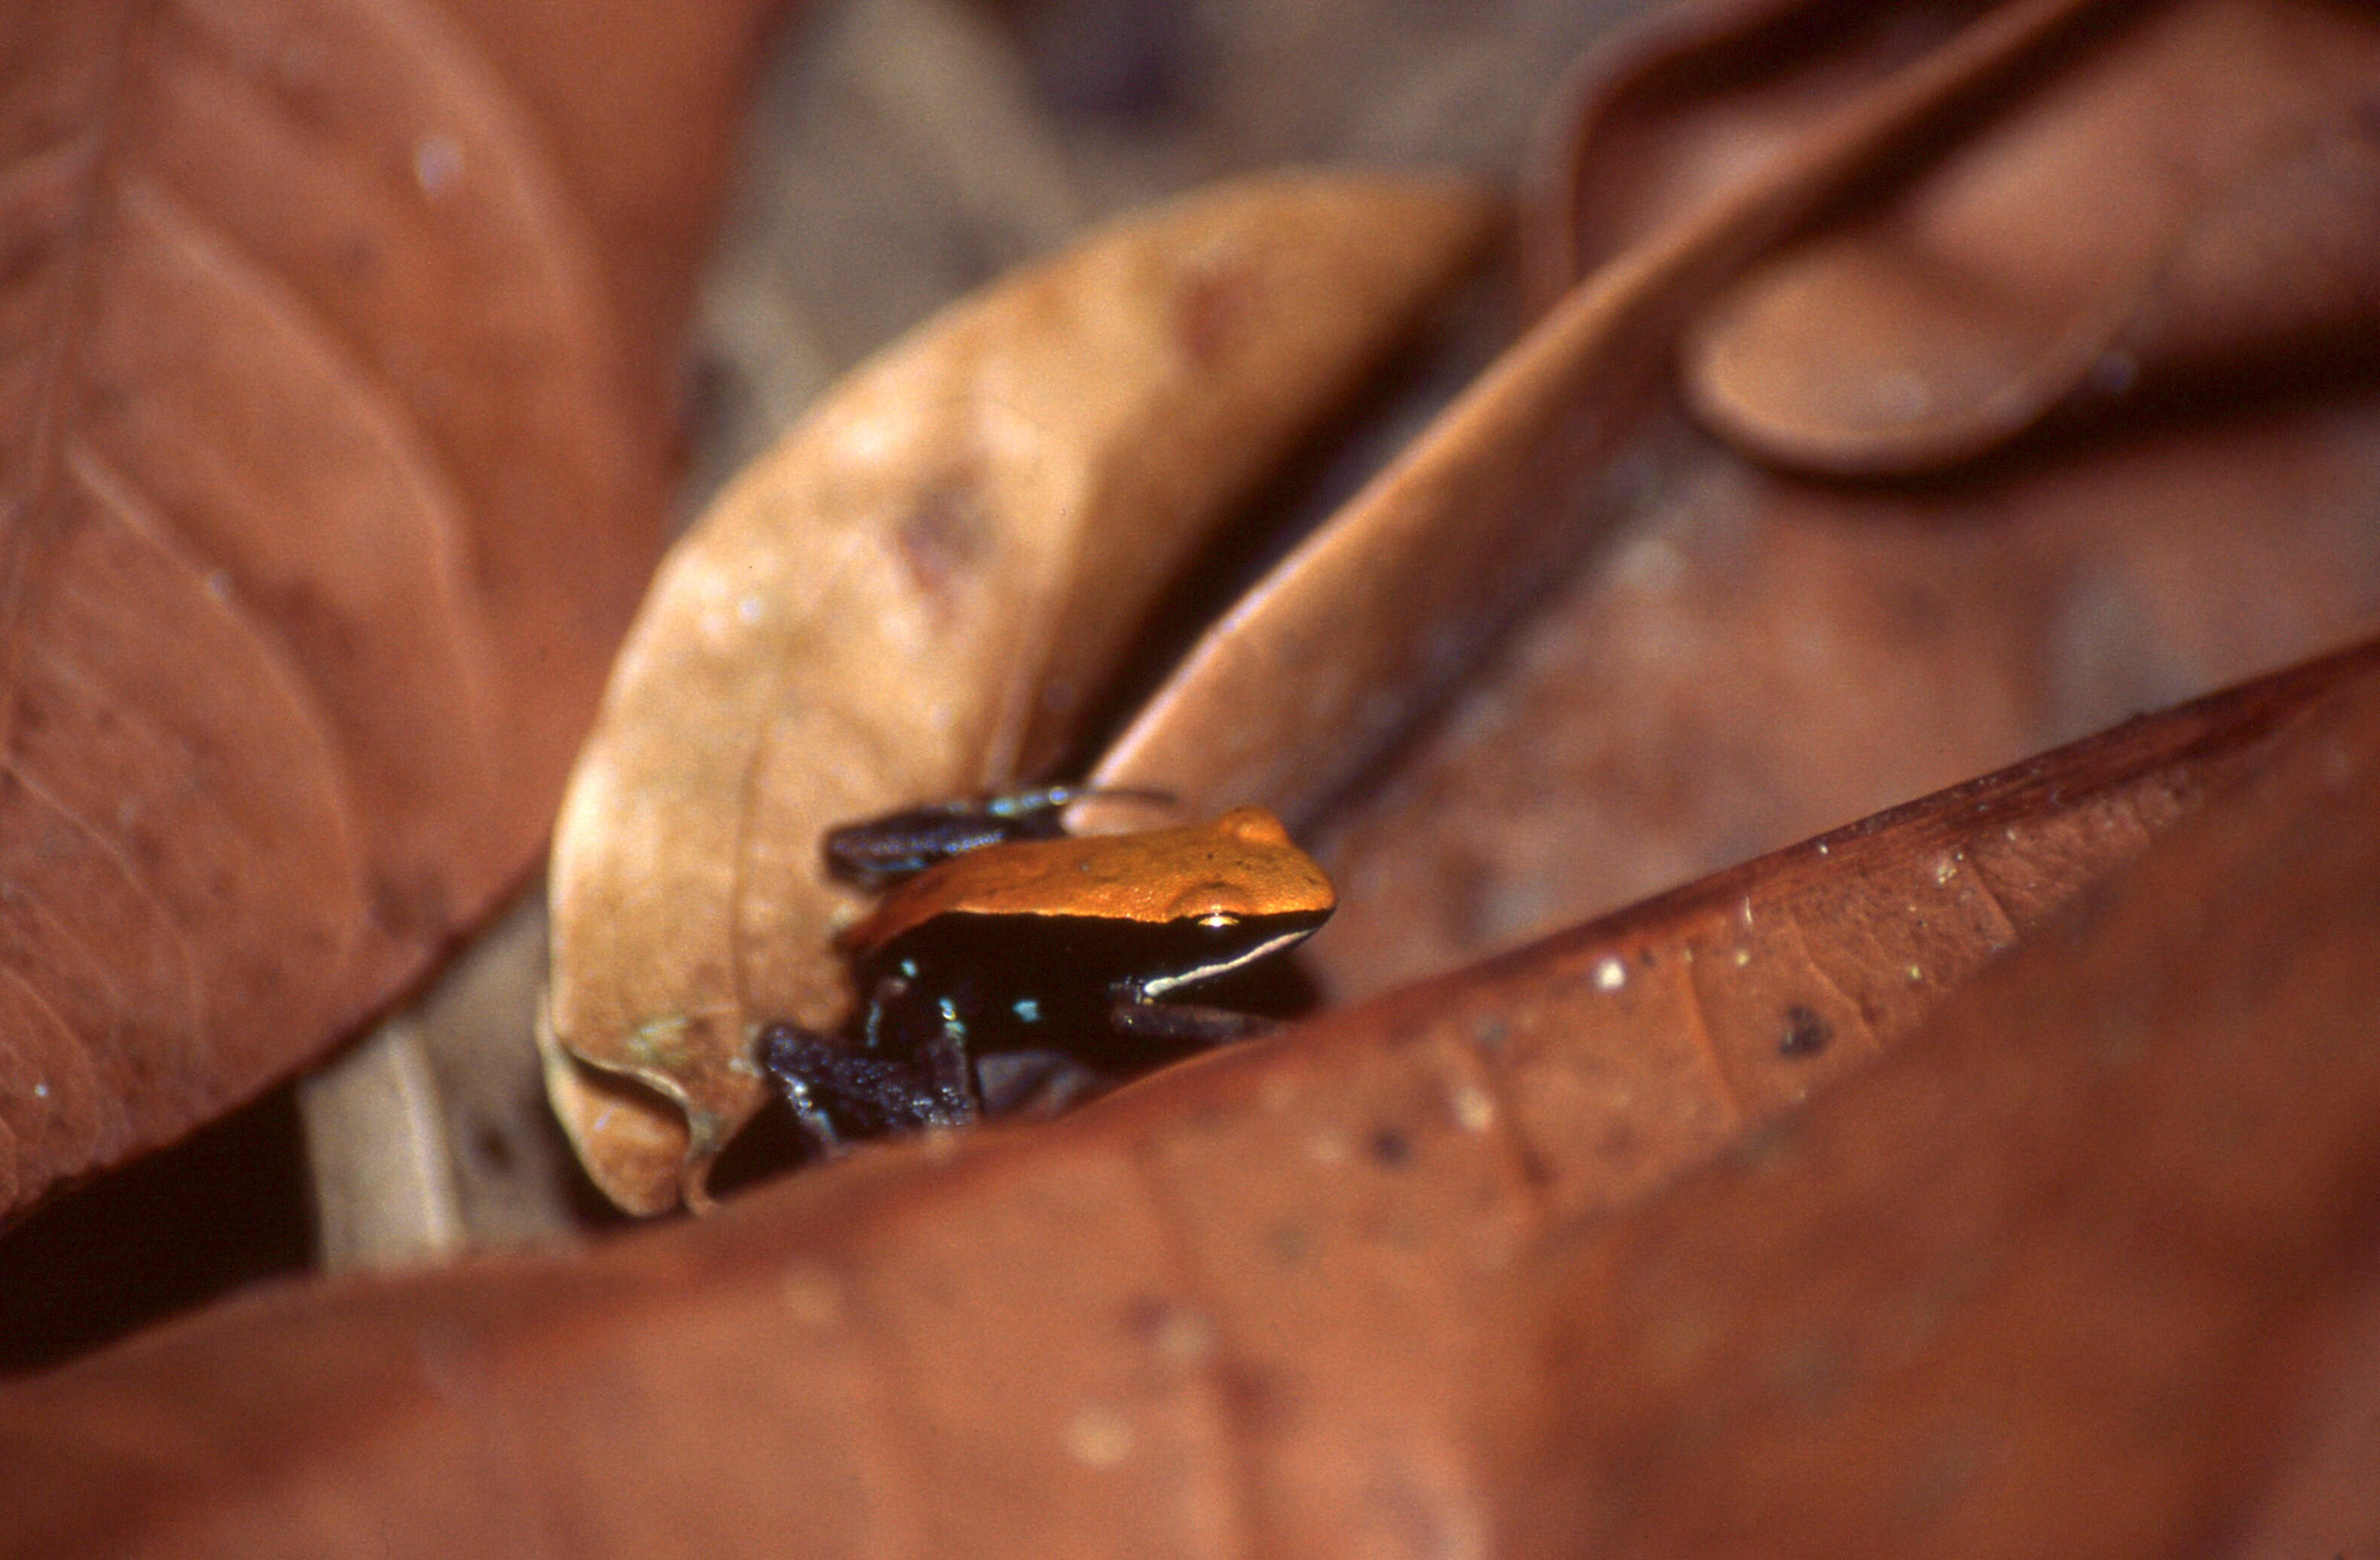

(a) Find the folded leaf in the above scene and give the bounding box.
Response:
[1682,0,2380,472]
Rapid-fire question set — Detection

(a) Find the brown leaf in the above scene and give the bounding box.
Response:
[542,172,1496,1214]
[1352,637,2380,1225]
[435,0,790,407]
[1079,0,2110,834]
[0,0,778,1220]
[1304,376,2380,1004]
[1089,0,2380,1011]
[1679,0,2380,472]
[1516,0,2005,308]
[2218,1263,2380,1559]
[20,3,2380,1549]
[1485,634,2380,1560]
[0,634,2360,1556]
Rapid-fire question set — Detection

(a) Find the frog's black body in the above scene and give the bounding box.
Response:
[762,792,1333,1154]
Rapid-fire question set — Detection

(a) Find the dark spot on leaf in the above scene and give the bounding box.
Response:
[0,229,49,290]
[267,57,342,133]
[124,825,166,874]
[1776,1335,1845,1406]
[265,579,361,667]
[334,231,380,276]
[1175,261,1253,369]
[1121,1293,1171,1338]
[1217,1360,1294,1436]
[1368,1125,1411,1167]
[82,377,129,420]
[370,869,454,942]
[1780,1003,1832,1058]
[1893,582,1948,640]
[470,1120,515,1173]
[414,1319,495,1406]
[896,485,989,609]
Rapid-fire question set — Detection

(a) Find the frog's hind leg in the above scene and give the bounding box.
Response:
[759,1023,976,1153]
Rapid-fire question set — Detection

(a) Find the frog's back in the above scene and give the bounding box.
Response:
[839,807,1335,959]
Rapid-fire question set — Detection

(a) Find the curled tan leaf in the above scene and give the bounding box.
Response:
[545,172,1495,1213]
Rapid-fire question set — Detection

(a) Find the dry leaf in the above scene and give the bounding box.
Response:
[1487,643,2380,1560]
[1515,0,2003,306]
[1304,377,2380,1002]
[1679,0,2380,472]
[0,0,777,1220]
[1089,0,2380,1009]
[0,637,2360,1556]
[14,3,2380,1550]
[544,172,1494,1213]
[1080,0,2106,833]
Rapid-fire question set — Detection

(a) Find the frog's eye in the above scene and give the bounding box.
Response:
[1199,911,1240,930]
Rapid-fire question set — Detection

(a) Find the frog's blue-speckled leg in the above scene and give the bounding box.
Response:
[759,1021,975,1153]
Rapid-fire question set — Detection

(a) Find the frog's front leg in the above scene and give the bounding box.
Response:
[1105,982,1279,1049]
[760,1008,975,1152]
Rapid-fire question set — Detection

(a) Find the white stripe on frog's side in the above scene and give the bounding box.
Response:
[1132,927,1316,1002]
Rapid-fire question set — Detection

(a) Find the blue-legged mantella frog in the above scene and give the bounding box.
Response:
[759,790,1336,1153]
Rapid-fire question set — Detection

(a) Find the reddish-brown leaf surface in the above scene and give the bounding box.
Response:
[0,0,780,1220]
[1082,0,2119,840]
[1678,0,2380,472]
[1,637,2368,1556]
[11,0,2380,1551]
[1087,0,2380,1012]
[1487,648,2380,1560]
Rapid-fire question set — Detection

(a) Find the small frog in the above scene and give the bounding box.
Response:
[761,791,1334,1152]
